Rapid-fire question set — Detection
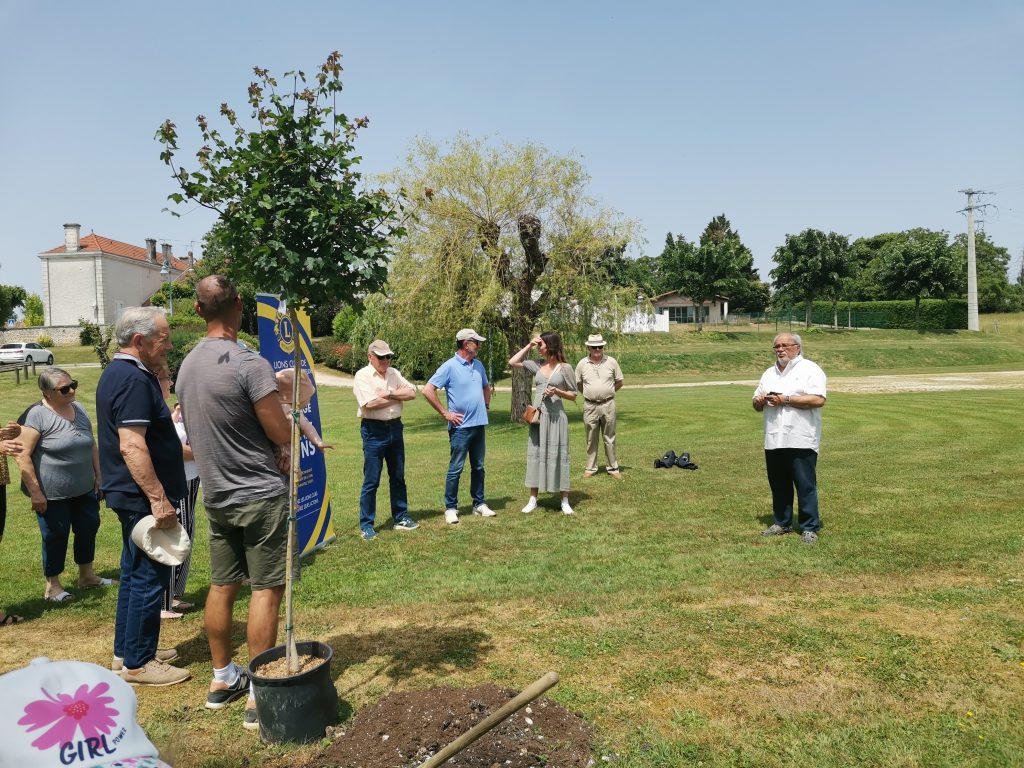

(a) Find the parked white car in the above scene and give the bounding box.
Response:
[0,342,54,365]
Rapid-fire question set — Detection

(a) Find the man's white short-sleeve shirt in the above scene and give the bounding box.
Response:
[754,355,827,452]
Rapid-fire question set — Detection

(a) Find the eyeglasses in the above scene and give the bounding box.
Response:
[773,343,798,350]
[374,353,393,360]
[56,381,79,395]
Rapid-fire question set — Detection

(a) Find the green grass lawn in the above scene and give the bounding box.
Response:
[1,327,1022,767]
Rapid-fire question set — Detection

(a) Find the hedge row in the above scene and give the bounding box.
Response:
[771,299,967,330]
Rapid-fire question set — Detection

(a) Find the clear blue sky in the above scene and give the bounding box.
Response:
[2,0,1022,297]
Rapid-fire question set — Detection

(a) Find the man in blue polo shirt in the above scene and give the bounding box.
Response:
[96,306,188,687]
[423,328,495,524]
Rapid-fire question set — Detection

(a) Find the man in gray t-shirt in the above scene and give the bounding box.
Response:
[175,275,292,729]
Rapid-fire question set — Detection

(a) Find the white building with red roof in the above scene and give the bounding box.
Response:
[38,224,190,326]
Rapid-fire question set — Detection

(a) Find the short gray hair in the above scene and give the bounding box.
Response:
[774,332,803,347]
[114,307,166,347]
[38,366,72,393]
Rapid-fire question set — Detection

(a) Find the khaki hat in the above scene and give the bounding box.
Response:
[130,517,192,567]
[276,367,316,407]
[456,328,486,342]
[368,339,394,356]
[585,334,607,347]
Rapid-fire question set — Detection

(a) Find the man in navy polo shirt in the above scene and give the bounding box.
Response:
[423,328,495,524]
[96,306,189,686]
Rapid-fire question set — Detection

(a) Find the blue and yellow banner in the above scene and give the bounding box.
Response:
[256,294,335,555]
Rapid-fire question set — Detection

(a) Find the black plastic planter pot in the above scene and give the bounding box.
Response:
[248,640,338,743]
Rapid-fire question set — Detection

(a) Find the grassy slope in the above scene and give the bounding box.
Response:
[1,325,1022,767]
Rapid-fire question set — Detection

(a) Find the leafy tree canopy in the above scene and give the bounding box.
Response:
[659,225,748,332]
[950,232,1021,313]
[771,229,855,326]
[156,51,403,313]
[23,293,45,326]
[0,283,27,327]
[370,136,637,409]
[876,228,962,328]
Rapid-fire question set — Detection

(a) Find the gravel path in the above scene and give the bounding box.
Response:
[313,369,1024,394]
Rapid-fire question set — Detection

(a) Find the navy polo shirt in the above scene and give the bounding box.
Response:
[96,353,186,513]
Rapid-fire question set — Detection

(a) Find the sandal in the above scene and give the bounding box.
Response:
[79,577,115,588]
[172,599,194,610]
[44,590,74,603]
[0,612,26,626]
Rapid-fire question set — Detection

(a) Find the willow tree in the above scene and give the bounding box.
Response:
[376,135,636,417]
[156,52,403,670]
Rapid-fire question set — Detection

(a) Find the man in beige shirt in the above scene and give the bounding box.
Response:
[352,340,418,540]
[574,334,624,478]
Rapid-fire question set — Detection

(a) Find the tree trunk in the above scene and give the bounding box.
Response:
[832,298,838,329]
[915,296,921,332]
[804,299,813,328]
[510,366,533,422]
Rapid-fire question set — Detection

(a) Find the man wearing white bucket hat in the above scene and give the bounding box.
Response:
[574,334,624,478]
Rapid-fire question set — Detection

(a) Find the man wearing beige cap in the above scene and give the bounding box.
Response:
[575,334,624,478]
[352,340,419,540]
[423,328,495,523]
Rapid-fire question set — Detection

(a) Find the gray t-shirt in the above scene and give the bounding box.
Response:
[24,401,96,500]
[176,338,286,508]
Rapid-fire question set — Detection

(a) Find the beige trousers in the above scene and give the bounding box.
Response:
[583,399,618,471]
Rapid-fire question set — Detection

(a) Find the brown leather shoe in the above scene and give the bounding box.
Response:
[608,469,623,479]
[122,659,191,687]
[583,470,597,478]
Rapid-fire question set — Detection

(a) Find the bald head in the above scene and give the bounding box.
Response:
[195,274,239,321]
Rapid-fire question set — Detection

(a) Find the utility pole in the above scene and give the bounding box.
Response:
[958,188,991,332]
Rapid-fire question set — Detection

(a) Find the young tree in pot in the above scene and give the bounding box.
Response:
[157,52,404,674]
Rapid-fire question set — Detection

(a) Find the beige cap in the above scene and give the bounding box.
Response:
[276,367,316,406]
[585,334,607,347]
[368,339,394,356]
[456,328,486,342]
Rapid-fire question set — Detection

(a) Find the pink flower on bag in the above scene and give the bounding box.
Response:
[17,682,119,750]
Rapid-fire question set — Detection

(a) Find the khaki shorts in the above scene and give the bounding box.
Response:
[206,493,289,589]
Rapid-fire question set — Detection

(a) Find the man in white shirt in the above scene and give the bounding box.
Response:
[352,340,419,540]
[752,333,827,544]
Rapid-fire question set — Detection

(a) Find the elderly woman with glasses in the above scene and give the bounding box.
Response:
[15,367,111,602]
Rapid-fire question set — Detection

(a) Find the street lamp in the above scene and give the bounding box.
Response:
[160,259,173,316]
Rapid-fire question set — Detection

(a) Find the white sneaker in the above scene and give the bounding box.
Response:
[473,503,496,517]
[444,509,459,524]
[521,497,538,514]
[561,501,575,515]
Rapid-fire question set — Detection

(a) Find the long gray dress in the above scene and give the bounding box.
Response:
[522,359,576,492]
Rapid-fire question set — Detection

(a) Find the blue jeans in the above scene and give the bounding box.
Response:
[765,448,821,532]
[359,419,409,531]
[113,508,170,669]
[445,425,486,510]
[35,492,101,577]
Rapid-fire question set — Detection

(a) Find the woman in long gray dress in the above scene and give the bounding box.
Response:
[508,331,578,514]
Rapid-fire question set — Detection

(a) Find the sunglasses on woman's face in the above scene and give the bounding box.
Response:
[56,381,79,395]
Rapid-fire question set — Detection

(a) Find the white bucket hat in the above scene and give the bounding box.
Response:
[0,657,170,767]
[131,517,192,566]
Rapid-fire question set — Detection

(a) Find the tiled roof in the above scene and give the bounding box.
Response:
[43,233,190,271]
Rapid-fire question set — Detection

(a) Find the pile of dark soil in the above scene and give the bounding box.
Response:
[312,684,594,768]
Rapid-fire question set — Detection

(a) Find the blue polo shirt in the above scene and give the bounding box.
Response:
[96,353,186,513]
[429,354,489,429]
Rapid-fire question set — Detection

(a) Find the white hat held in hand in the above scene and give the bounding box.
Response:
[131,517,191,567]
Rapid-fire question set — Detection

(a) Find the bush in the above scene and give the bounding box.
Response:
[36,334,54,347]
[166,329,259,386]
[79,319,100,346]
[331,305,360,342]
[313,340,360,373]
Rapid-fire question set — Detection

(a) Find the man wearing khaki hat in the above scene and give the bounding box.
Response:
[352,340,419,540]
[574,334,624,478]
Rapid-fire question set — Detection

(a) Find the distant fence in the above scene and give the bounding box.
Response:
[749,299,968,331]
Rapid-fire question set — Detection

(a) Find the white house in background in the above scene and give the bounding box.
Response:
[651,291,729,325]
[38,224,190,326]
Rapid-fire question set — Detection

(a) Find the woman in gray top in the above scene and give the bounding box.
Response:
[16,367,111,603]
[508,331,578,515]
